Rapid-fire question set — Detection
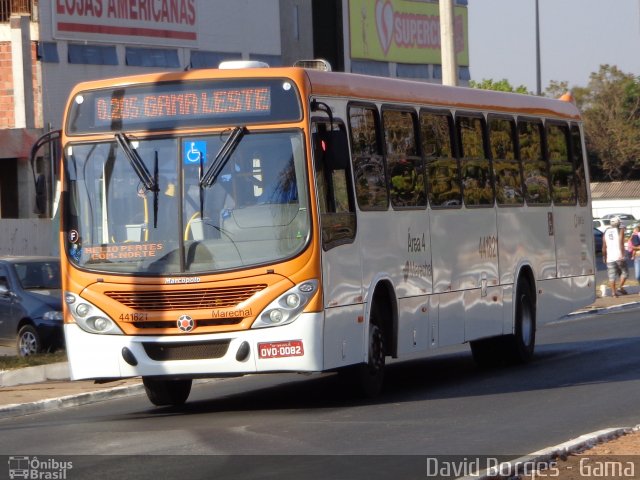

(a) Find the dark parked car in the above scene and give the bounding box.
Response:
[0,257,63,356]
[593,228,603,254]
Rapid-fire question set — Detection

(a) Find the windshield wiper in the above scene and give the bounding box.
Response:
[115,133,156,191]
[115,133,160,228]
[199,126,247,189]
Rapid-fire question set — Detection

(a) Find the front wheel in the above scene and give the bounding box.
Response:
[142,377,192,406]
[346,309,386,398]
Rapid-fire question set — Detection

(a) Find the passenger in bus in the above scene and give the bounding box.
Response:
[602,216,629,297]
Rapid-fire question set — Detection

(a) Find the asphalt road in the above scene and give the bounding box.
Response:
[0,307,638,479]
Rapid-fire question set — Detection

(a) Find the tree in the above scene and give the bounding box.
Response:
[578,65,640,180]
[469,79,530,95]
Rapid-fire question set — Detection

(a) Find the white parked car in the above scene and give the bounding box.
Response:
[593,218,611,232]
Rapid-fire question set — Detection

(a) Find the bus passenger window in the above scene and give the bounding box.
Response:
[420,111,461,208]
[457,115,494,207]
[571,125,589,207]
[489,117,523,206]
[313,122,356,250]
[348,105,388,210]
[518,120,550,205]
[547,123,576,206]
[383,109,425,208]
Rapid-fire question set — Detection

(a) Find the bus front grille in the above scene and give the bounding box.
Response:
[132,318,243,329]
[142,340,231,361]
[105,284,267,311]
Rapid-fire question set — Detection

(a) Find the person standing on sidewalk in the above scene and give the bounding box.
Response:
[602,216,629,297]
[630,224,640,295]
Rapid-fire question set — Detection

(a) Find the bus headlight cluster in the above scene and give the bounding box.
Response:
[252,280,318,329]
[64,292,123,335]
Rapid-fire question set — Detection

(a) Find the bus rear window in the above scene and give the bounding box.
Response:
[67,78,302,134]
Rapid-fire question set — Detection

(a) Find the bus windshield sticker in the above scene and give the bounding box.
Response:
[83,243,164,262]
[184,140,207,166]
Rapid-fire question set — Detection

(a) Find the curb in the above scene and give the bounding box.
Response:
[0,382,145,419]
[0,362,70,388]
[565,299,640,318]
[462,425,640,480]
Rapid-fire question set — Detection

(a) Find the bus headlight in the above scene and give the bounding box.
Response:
[252,280,318,329]
[64,292,123,335]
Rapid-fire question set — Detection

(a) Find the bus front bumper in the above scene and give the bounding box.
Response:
[64,312,324,380]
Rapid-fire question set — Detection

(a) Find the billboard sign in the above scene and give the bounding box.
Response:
[52,0,198,46]
[349,0,469,66]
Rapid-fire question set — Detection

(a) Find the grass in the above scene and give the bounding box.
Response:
[0,351,67,371]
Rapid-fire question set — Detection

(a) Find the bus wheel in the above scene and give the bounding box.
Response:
[142,377,192,406]
[505,279,536,364]
[352,309,386,397]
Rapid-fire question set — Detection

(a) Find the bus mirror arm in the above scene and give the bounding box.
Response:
[29,129,61,215]
[311,100,334,126]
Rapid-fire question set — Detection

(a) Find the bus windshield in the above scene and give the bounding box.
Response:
[64,130,310,275]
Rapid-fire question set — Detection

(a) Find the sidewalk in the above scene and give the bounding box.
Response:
[0,286,639,419]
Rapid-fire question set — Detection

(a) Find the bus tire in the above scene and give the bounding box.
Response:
[351,308,386,397]
[142,377,192,406]
[505,278,536,364]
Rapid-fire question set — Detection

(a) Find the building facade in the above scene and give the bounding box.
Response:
[0,0,469,254]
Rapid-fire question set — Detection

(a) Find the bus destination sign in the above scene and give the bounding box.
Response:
[67,79,301,134]
[95,87,271,125]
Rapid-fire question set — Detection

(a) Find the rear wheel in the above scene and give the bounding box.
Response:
[142,377,192,406]
[17,325,42,357]
[470,278,536,367]
[505,279,536,363]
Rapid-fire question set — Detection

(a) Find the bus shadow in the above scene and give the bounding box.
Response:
[140,335,640,417]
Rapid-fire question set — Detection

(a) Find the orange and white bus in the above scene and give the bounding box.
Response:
[39,60,595,406]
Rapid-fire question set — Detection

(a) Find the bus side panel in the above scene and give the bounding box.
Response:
[357,209,432,356]
[497,207,556,285]
[463,285,503,342]
[430,208,502,342]
[436,291,465,346]
[322,304,366,370]
[535,277,574,325]
[553,206,594,278]
[396,295,430,356]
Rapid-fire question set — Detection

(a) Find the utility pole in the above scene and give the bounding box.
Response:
[535,0,542,95]
[440,0,457,86]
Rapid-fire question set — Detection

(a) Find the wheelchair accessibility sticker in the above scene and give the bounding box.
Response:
[184,141,206,166]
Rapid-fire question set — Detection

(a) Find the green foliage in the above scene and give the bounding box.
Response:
[469,78,530,95]
[578,65,640,180]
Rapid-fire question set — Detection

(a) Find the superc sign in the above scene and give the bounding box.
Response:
[349,0,469,66]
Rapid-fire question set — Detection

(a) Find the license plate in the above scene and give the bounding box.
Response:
[258,340,304,359]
